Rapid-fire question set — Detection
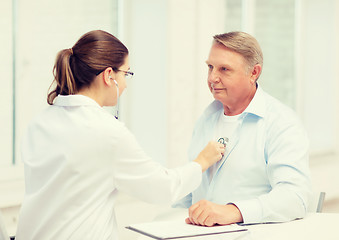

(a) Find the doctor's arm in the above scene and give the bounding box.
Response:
[111,126,224,205]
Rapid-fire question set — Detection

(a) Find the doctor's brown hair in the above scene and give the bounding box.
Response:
[47,30,128,105]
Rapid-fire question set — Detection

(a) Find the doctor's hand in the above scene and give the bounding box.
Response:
[194,141,225,172]
[185,200,243,227]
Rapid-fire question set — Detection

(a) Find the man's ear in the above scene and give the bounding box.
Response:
[250,64,262,84]
[103,67,115,86]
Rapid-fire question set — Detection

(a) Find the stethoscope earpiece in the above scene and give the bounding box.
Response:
[113,80,119,120]
[113,80,118,87]
[107,76,119,119]
[109,77,119,87]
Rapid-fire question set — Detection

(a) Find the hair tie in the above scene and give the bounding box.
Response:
[69,48,73,55]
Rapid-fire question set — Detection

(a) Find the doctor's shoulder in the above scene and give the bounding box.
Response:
[23,105,55,130]
[90,106,132,137]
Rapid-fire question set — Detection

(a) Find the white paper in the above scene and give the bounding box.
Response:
[126,220,248,239]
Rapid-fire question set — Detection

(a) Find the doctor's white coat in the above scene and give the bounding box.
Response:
[16,95,201,240]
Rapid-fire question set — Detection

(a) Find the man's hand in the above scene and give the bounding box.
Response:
[185,200,243,226]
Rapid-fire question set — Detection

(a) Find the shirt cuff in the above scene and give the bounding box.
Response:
[170,162,202,203]
[231,198,263,224]
[184,162,202,189]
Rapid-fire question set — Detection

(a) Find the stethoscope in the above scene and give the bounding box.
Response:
[113,80,119,119]
[217,137,229,147]
[109,76,120,119]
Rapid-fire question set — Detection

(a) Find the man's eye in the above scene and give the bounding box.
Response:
[221,67,228,71]
[208,65,213,70]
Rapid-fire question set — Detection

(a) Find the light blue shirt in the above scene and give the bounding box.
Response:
[174,85,312,224]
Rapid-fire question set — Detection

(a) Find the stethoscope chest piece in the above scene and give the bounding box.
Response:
[217,137,229,147]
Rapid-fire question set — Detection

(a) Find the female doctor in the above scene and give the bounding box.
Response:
[15,30,225,240]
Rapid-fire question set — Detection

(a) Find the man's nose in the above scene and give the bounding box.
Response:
[208,71,221,83]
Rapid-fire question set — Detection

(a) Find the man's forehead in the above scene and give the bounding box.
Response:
[207,44,246,66]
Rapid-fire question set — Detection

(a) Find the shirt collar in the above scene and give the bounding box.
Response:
[203,83,266,119]
[53,94,101,107]
[242,84,266,118]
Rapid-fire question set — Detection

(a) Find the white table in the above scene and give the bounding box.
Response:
[136,208,339,240]
[245,212,339,240]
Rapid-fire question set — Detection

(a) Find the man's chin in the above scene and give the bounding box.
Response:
[212,92,225,100]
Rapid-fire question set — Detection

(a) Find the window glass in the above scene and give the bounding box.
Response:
[225,0,296,109]
[224,0,337,154]
[254,0,296,109]
[225,0,242,31]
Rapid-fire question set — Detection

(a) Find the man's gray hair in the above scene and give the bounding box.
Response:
[213,32,263,78]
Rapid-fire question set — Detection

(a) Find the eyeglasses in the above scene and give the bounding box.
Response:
[116,69,134,79]
[95,68,134,79]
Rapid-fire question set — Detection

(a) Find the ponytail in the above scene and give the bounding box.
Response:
[47,30,129,105]
[47,48,76,105]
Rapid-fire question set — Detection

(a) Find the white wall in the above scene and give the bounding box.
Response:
[0,0,14,166]
[298,0,339,201]
[120,0,168,165]
[166,0,226,168]
[300,0,339,154]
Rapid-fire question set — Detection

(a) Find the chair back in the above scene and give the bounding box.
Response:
[308,191,326,213]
